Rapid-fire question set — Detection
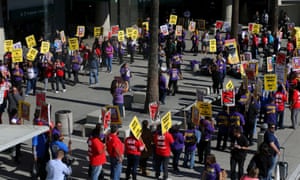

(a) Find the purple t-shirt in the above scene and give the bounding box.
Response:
[113,87,124,104]
[13,68,24,82]
[205,163,221,180]
[106,46,114,58]
[120,67,131,81]
[169,68,180,81]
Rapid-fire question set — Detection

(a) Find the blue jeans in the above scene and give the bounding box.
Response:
[91,165,102,180]
[106,57,113,72]
[125,154,140,180]
[26,78,37,95]
[183,149,196,168]
[110,157,122,180]
[291,108,300,129]
[267,154,278,180]
[89,68,98,85]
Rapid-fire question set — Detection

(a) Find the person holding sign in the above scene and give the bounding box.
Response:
[290,83,300,129]
[11,63,24,93]
[190,31,199,56]
[198,117,215,164]
[110,79,128,117]
[54,59,66,93]
[71,50,83,85]
[124,131,145,180]
[0,73,10,124]
[139,120,153,176]
[25,61,39,96]
[153,125,174,180]
[170,124,184,172]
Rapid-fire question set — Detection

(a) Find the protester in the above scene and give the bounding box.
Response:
[88,47,99,86]
[274,83,288,129]
[153,125,174,180]
[183,122,200,169]
[46,150,72,180]
[110,79,128,117]
[230,126,249,180]
[245,95,260,145]
[201,154,222,180]
[168,63,181,96]
[7,86,24,120]
[139,120,153,176]
[127,37,136,64]
[71,50,83,85]
[240,167,259,180]
[120,63,132,91]
[43,59,55,92]
[290,83,300,129]
[87,128,106,180]
[25,61,39,96]
[0,73,10,124]
[210,63,220,94]
[198,116,215,164]
[50,133,71,159]
[215,106,229,150]
[53,58,66,93]
[170,124,184,172]
[124,131,145,180]
[11,63,24,93]
[159,66,169,105]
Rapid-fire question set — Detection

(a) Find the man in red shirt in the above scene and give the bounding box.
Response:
[274,83,288,129]
[153,125,174,180]
[106,125,124,180]
[124,131,145,180]
[290,83,300,129]
[88,128,106,180]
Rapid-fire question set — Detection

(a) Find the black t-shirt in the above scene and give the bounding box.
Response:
[231,134,249,160]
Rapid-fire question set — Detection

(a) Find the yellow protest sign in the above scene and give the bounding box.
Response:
[142,22,149,31]
[76,25,85,37]
[12,48,23,63]
[161,111,172,134]
[169,14,177,25]
[209,39,217,53]
[4,40,13,52]
[252,23,260,34]
[196,101,212,117]
[191,105,200,126]
[297,37,300,48]
[68,38,79,51]
[94,26,103,37]
[118,30,125,42]
[225,80,234,90]
[129,116,142,139]
[25,35,37,48]
[132,29,138,40]
[126,27,133,38]
[40,41,50,54]
[60,31,66,43]
[264,74,277,91]
[224,39,240,64]
[26,48,38,61]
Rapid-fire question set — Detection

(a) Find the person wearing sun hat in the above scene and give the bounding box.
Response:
[159,66,169,105]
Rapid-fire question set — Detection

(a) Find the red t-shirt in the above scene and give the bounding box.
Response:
[274,91,287,111]
[88,137,106,166]
[125,136,145,156]
[55,62,65,77]
[153,131,174,157]
[106,133,124,158]
[292,89,300,109]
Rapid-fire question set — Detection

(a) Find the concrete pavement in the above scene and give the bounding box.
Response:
[0,39,299,180]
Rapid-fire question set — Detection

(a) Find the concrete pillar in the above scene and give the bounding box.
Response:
[95,1,110,36]
[0,0,5,58]
[223,0,232,23]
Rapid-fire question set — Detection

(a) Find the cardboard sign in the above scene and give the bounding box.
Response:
[4,40,13,52]
[209,39,217,53]
[275,64,287,84]
[160,25,169,36]
[244,52,252,61]
[225,80,234,90]
[13,41,22,49]
[188,21,196,32]
[191,105,200,126]
[126,27,134,38]
[118,30,125,42]
[264,74,277,91]
[267,56,274,72]
[25,35,37,48]
[221,89,235,106]
[197,19,205,30]
[111,25,119,35]
[252,23,260,34]
[76,25,85,37]
[149,102,159,121]
[129,116,142,139]
[216,21,224,29]
[106,105,122,125]
[12,48,23,63]
[60,30,66,43]
[292,56,300,71]
[224,39,240,64]
[40,41,50,54]
[18,101,30,121]
[68,38,79,51]
[54,40,62,52]
[196,101,212,117]
[36,92,46,107]
[94,26,103,37]
[161,111,172,134]
[142,21,149,31]
[102,108,111,130]
[175,25,182,36]
[169,14,177,25]
[26,48,38,61]
[132,28,138,40]
[248,23,254,32]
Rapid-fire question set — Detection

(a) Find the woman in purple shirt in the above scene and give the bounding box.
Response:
[110,80,128,117]
[202,154,222,180]
[105,41,114,73]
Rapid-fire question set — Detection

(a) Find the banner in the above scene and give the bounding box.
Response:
[169,14,177,25]
[68,38,79,51]
[4,40,13,52]
[54,39,62,52]
[129,116,142,139]
[111,25,119,35]
[175,25,182,36]
[18,101,30,121]
[264,74,277,91]
[188,21,196,32]
[216,20,224,29]
[191,105,200,126]
[13,41,22,49]
[76,25,85,37]
[60,30,66,43]
[118,30,125,42]
[160,25,169,36]
[106,105,122,125]
[101,108,111,130]
[26,48,38,61]
[40,41,50,54]
[25,34,37,48]
[12,48,23,63]
[267,56,274,72]
[224,39,240,64]
[221,89,235,106]
[292,56,300,71]
[161,111,172,134]
[209,39,217,53]
[126,27,134,38]
[196,101,212,117]
[252,23,260,34]
[36,92,46,107]
[94,26,102,37]
[149,102,159,121]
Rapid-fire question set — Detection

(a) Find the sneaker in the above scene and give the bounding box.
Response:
[55,91,59,94]
[25,94,29,97]
[62,89,67,93]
